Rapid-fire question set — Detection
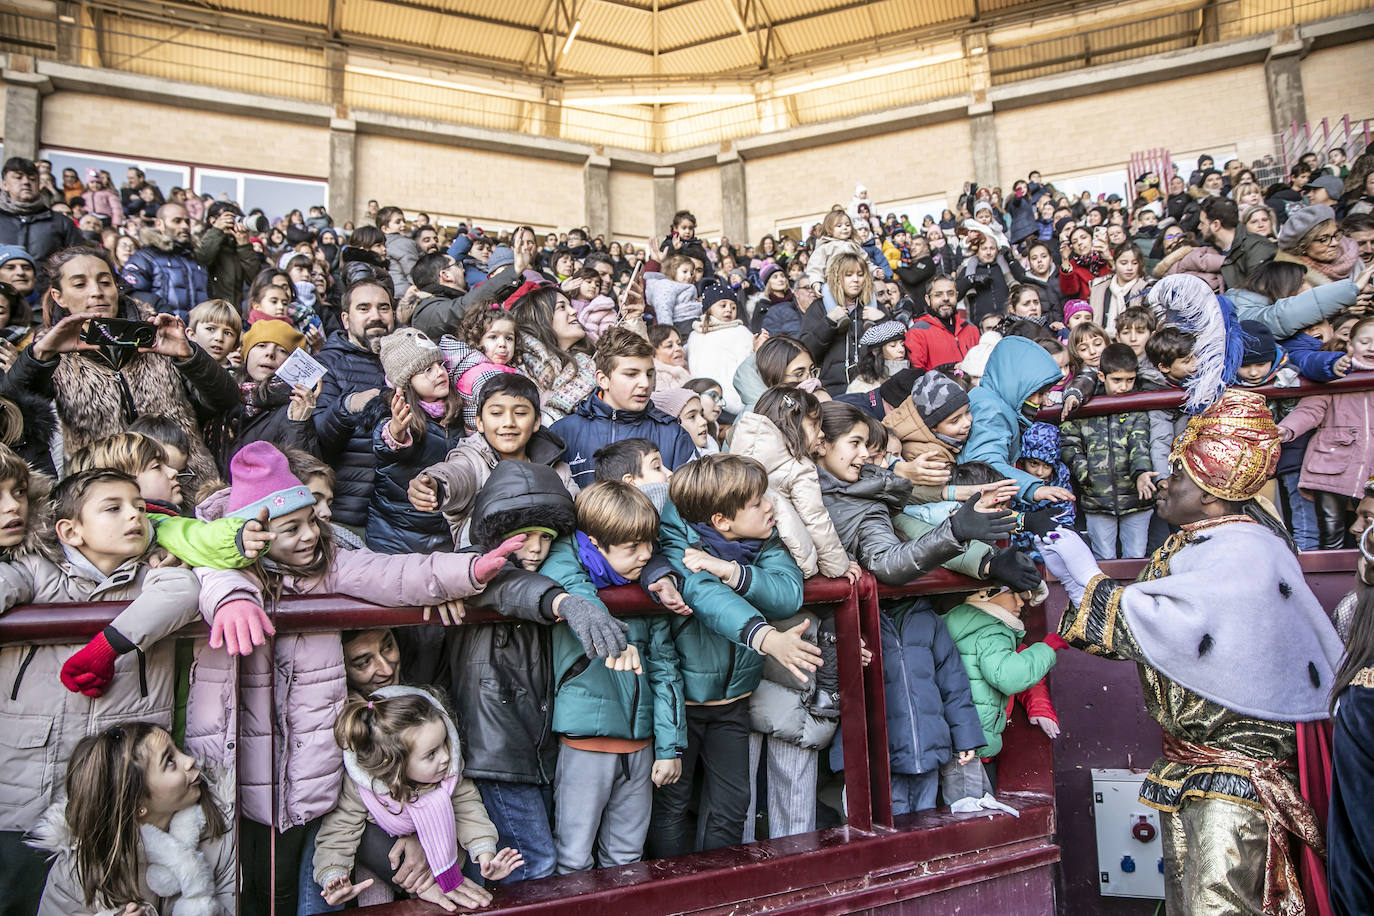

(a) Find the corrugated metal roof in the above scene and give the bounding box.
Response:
[190,0,330,27]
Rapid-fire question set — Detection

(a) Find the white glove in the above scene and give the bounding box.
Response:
[1034,528,1101,607]
[950,793,1020,818]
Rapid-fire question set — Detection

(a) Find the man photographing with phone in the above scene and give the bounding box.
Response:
[195,200,260,303]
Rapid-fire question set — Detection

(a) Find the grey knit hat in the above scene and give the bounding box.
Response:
[1278,204,1336,249]
[379,328,442,390]
[650,387,698,418]
[908,370,969,428]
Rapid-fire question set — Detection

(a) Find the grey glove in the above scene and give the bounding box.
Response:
[949,494,1018,543]
[558,594,630,659]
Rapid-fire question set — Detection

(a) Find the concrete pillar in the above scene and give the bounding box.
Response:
[1265,31,1307,135]
[537,85,563,139]
[1,67,50,163]
[328,117,357,225]
[324,45,347,110]
[718,151,747,247]
[653,167,676,240]
[969,106,1001,190]
[584,155,611,241]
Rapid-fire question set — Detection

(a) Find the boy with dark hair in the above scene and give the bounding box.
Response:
[410,371,575,542]
[539,481,686,873]
[648,454,816,856]
[551,328,699,488]
[591,437,670,485]
[1060,343,1156,559]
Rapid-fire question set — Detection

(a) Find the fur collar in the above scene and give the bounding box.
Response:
[140,804,219,916]
[963,596,1026,634]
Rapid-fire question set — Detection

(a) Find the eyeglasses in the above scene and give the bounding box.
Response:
[1310,231,1344,246]
[787,366,822,380]
[699,389,724,402]
[176,470,195,486]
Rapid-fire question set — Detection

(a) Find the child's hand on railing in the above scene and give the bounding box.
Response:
[843,560,862,585]
[478,847,525,882]
[423,599,466,626]
[760,618,823,684]
[209,599,275,656]
[646,576,692,615]
[321,874,375,906]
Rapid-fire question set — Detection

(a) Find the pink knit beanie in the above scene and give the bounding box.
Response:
[650,387,698,419]
[226,442,316,520]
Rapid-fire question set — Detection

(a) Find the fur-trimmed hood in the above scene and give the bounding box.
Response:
[0,464,59,564]
[138,224,192,254]
[342,685,464,798]
[468,459,575,548]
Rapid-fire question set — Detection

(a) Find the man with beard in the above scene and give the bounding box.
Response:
[121,202,210,321]
[413,224,441,255]
[1198,197,1276,291]
[408,251,469,339]
[904,275,980,370]
[1038,390,1343,916]
[314,279,396,531]
[0,157,84,282]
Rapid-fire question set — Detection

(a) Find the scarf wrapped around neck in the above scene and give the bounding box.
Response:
[239,378,291,418]
[1301,236,1360,282]
[689,521,764,566]
[0,189,46,216]
[576,530,631,588]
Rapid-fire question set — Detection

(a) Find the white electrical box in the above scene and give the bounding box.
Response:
[1091,768,1166,900]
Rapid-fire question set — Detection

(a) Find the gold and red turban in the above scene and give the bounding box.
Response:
[1169,389,1280,502]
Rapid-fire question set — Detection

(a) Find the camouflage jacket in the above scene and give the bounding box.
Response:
[1060,409,1154,515]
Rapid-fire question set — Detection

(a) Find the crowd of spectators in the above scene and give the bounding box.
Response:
[0,140,1372,915]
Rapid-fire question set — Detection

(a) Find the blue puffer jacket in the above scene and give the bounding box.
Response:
[312,330,390,528]
[657,500,805,704]
[1005,192,1038,245]
[550,391,700,490]
[860,237,894,281]
[881,597,985,775]
[366,413,467,553]
[959,336,1064,502]
[119,228,211,321]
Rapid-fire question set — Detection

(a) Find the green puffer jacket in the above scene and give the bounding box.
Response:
[1060,406,1154,515]
[540,538,687,760]
[941,598,1057,757]
[657,500,805,704]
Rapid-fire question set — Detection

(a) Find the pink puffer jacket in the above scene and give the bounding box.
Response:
[1279,373,1374,499]
[186,490,486,829]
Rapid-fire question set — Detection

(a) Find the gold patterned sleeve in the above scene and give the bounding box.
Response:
[1056,574,1147,663]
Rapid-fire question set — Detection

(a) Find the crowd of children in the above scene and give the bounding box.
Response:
[2,149,1374,915]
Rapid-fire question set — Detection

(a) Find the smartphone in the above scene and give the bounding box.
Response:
[1093,227,1107,241]
[81,317,157,348]
[619,260,645,309]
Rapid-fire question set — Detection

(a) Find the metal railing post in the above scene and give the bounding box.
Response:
[835,579,874,833]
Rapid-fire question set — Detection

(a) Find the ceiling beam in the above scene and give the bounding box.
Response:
[363,0,643,57]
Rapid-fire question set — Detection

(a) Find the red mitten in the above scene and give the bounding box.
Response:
[1043,633,1070,651]
[473,535,528,584]
[61,628,131,697]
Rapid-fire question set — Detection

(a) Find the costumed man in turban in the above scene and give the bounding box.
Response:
[1037,389,1345,916]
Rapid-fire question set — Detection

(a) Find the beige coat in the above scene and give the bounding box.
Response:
[880,398,958,506]
[727,411,850,578]
[0,550,200,832]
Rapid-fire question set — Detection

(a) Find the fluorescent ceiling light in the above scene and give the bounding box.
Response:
[562,20,582,56]
[344,64,540,102]
[563,93,756,107]
[773,50,964,96]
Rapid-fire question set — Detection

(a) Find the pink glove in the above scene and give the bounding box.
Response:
[473,535,527,584]
[61,629,125,697]
[210,598,275,656]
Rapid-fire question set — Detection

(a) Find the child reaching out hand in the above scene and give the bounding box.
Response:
[315,687,523,912]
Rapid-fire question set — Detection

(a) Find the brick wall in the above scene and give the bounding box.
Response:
[354,134,584,230]
[40,92,329,177]
[741,119,974,242]
[1301,43,1374,130]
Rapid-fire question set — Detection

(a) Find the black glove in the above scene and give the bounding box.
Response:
[982,547,1044,593]
[558,594,630,659]
[1020,508,1060,538]
[949,494,1018,543]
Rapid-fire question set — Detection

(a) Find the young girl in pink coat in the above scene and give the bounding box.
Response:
[185,442,522,910]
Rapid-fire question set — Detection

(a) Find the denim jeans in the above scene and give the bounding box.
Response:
[891,770,939,816]
[1280,470,1319,551]
[474,780,556,882]
[1085,510,1151,559]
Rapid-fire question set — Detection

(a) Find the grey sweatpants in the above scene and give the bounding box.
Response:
[553,743,653,873]
[743,732,819,841]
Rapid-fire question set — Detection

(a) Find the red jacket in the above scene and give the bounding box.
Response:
[905,312,980,370]
[1059,257,1110,302]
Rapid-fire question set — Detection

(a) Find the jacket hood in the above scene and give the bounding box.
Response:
[978,336,1063,421]
[0,466,58,563]
[342,685,464,796]
[138,223,190,253]
[341,246,387,269]
[882,397,958,464]
[470,459,576,547]
[728,411,801,474]
[1019,421,1062,465]
[573,390,680,428]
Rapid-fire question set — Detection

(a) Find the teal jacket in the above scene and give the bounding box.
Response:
[959,337,1064,502]
[657,500,804,704]
[941,599,1057,757]
[540,537,686,760]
